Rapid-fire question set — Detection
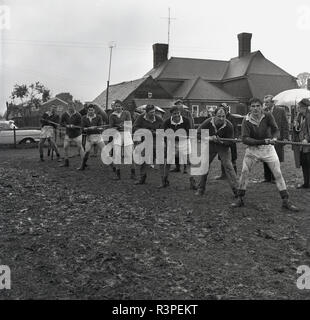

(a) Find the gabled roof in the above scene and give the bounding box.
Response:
[223,51,295,80]
[247,74,298,98]
[145,57,229,81]
[222,51,259,80]
[173,77,238,101]
[247,52,294,77]
[41,97,68,106]
[93,78,146,107]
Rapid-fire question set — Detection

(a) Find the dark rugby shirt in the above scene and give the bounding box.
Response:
[60,111,82,138]
[81,115,103,135]
[198,117,234,147]
[41,112,60,129]
[241,112,279,146]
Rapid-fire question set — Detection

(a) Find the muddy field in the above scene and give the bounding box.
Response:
[0,144,310,299]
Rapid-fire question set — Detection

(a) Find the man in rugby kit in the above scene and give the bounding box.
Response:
[231,97,299,211]
[77,104,106,171]
[132,104,163,185]
[38,105,61,162]
[170,100,195,173]
[59,102,83,167]
[160,106,193,188]
[109,100,135,180]
[262,95,289,183]
[195,107,239,197]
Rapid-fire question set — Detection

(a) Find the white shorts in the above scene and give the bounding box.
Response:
[64,134,83,145]
[40,126,54,139]
[112,131,133,146]
[245,145,279,163]
[86,134,104,145]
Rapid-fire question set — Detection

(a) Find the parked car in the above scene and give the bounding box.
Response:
[0,121,41,144]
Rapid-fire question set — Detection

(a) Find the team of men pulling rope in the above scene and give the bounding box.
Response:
[38,96,310,212]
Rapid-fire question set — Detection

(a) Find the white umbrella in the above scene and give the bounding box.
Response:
[273,89,310,107]
[136,105,166,113]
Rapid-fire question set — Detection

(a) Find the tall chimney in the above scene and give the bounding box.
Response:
[152,43,168,68]
[238,32,252,58]
[307,78,310,91]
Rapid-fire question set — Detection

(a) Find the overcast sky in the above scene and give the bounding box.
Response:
[1,0,310,114]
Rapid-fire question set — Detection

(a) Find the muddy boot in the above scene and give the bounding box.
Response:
[194,188,204,196]
[232,188,239,198]
[113,169,121,180]
[40,154,44,162]
[77,152,89,171]
[56,154,62,162]
[215,165,226,180]
[170,164,180,172]
[134,174,147,185]
[59,159,69,167]
[158,176,169,188]
[130,168,136,180]
[282,199,299,212]
[189,177,197,190]
[183,165,187,174]
[231,196,244,208]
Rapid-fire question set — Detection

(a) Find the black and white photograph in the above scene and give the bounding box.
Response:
[1,0,310,306]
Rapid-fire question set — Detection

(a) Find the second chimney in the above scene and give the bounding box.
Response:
[152,43,168,68]
[238,32,252,58]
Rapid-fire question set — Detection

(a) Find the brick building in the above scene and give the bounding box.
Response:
[93,32,297,116]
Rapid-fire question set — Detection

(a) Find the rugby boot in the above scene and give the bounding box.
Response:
[282,199,299,212]
[170,165,180,173]
[59,159,69,167]
[189,177,197,190]
[158,176,170,188]
[231,196,244,208]
[194,188,204,196]
[134,174,147,185]
[130,168,136,180]
[113,169,121,180]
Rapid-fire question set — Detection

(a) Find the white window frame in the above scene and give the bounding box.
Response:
[192,105,199,117]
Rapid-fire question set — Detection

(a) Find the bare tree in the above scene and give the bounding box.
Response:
[297,72,310,88]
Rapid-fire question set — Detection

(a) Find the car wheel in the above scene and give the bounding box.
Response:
[19,138,35,144]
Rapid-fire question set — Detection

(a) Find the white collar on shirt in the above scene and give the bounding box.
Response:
[171,116,184,126]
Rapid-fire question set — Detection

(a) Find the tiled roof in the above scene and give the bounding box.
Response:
[145,57,228,81]
[93,78,146,108]
[134,98,175,109]
[247,74,298,99]
[174,77,238,101]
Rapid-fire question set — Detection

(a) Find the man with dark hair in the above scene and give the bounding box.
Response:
[160,106,193,188]
[231,97,299,211]
[109,99,135,180]
[77,104,105,170]
[133,104,163,184]
[215,103,238,179]
[195,107,239,196]
[296,98,310,189]
[38,105,61,162]
[80,102,108,157]
[59,102,83,167]
[262,95,289,183]
[170,99,195,173]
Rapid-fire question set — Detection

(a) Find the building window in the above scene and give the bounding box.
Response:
[57,106,64,112]
[192,105,199,117]
[206,105,217,114]
[148,92,153,98]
